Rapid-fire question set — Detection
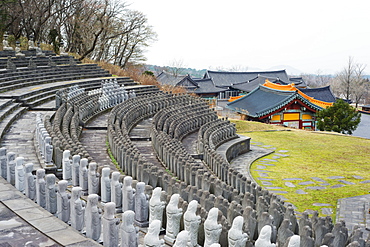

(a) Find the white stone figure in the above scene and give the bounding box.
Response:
[0,147,7,179]
[228,216,248,247]
[62,150,72,183]
[57,180,70,223]
[3,36,13,51]
[102,202,120,247]
[120,210,138,247]
[88,162,100,195]
[144,220,165,247]
[149,187,166,224]
[287,235,300,247]
[85,194,101,241]
[45,138,53,167]
[173,230,191,247]
[70,187,85,232]
[134,182,149,227]
[184,200,201,247]
[209,244,221,247]
[255,225,276,247]
[14,157,25,192]
[24,163,36,200]
[36,169,46,208]
[111,172,122,211]
[79,158,88,195]
[122,176,135,212]
[164,194,183,243]
[28,38,36,50]
[7,152,16,186]
[45,174,57,214]
[204,207,222,247]
[101,167,111,203]
[72,154,80,186]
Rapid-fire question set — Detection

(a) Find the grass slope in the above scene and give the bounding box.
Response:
[232,120,370,218]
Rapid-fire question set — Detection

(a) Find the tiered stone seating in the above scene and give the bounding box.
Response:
[0,54,80,69]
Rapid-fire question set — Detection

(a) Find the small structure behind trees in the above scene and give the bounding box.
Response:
[317,99,361,135]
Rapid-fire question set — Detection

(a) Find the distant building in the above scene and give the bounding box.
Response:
[226,81,335,130]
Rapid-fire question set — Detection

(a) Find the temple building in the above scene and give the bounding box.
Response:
[227,81,335,130]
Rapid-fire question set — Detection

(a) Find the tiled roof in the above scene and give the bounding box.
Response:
[193,78,227,94]
[203,70,290,87]
[230,76,288,93]
[156,71,187,86]
[226,85,322,118]
[300,86,336,103]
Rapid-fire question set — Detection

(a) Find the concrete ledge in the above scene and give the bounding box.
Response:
[216,134,251,162]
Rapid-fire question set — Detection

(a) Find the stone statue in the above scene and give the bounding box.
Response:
[0,147,7,179]
[102,202,120,247]
[3,36,13,51]
[204,207,222,247]
[88,162,100,195]
[85,194,101,241]
[134,182,149,227]
[7,152,16,186]
[286,235,300,247]
[184,200,201,247]
[144,220,165,247]
[15,157,25,192]
[45,138,53,167]
[45,174,57,214]
[173,230,191,247]
[228,216,248,247]
[277,219,294,247]
[111,171,122,211]
[28,38,36,50]
[149,187,166,224]
[70,186,85,232]
[300,225,314,247]
[255,225,276,247]
[36,169,46,208]
[165,194,183,243]
[57,180,70,223]
[79,158,88,195]
[122,176,135,212]
[62,150,72,183]
[72,154,80,186]
[120,210,138,247]
[24,163,36,200]
[101,167,111,203]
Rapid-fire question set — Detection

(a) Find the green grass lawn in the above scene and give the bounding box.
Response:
[231,120,370,218]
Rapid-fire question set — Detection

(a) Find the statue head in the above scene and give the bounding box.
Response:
[80,158,88,168]
[36,169,45,179]
[259,225,272,241]
[15,157,24,167]
[46,174,56,187]
[0,147,6,157]
[169,193,180,207]
[71,186,82,200]
[150,187,162,203]
[287,235,300,247]
[7,152,16,162]
[104,202,116,220]
[58,180,68,192]
[63,150,70,160]
[174,230,190,246]
[89,162,97,172]
[187,200,198,214]
[25,163,34,173]
[136,182,145,194]
[112,171,120,182]
[72,155,80,165]
[121,210,135,231]
[87,194,99,207]
[231,216,244,232]
[102,167,110,177]
[148,219,161,236]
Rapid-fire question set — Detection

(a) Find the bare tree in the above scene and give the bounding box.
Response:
[166,59,187,77]
[332,57,367,107]
[301,70,333,88]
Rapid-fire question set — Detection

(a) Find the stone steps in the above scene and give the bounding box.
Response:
[0,106,28,139]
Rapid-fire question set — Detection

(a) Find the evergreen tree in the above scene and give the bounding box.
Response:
[317,99,361,135]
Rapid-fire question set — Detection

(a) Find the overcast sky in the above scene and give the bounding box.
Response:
[128,0,370,75]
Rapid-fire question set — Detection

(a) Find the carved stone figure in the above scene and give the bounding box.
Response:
[7,152,16,186]
[134,182,149,227]
[85,194,101,241]
[28,38,36,50]
[101,167,111,203]
[184,200,201,247]
[72,154,80,186]
[45,141,53,167]
[120,210,138,247]
[62,150,72,183]
[57,180,70,223]
[149,187,166,224]
[122,176,135,212]
[3,36,13,51]
[24,163,36,200]
[277,219,294,247]
[79,158,88,195]
[0,147,7,179]
[286,235,300,247]
[300,225,314,247]
[102,202,120,247]
[173,230,191,247]
[144,220,165,247]
[111,171,122,210]
[255,225,276,247]
[45,174,57,214]
[15,157,25,192]
[70,187,85,231]
[204,207,222,247]
[165,194,183,243]
[88,162,100,195]
[228,216,248,247]
[36,169,46,208]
